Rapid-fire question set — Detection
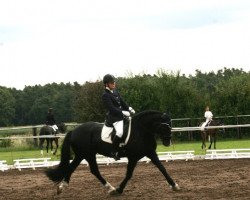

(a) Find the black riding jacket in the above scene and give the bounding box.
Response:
[46,113,56,126]
[102,88,129,124]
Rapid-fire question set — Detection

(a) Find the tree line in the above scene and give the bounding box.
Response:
[0,68,249,128]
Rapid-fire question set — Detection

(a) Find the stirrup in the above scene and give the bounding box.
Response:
[111,152,120,161]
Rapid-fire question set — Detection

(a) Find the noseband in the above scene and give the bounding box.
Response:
[157,122,172,140]
[160,122,172,129]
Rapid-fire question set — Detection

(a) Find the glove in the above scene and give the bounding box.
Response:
[129,107,135,114]
[122,111,130,117]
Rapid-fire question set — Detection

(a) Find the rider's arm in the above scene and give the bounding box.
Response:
[102,93,123,115]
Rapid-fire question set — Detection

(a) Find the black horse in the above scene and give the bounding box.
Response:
[200,120,224,149]
[39,123,67,155]
[45,110,180,195]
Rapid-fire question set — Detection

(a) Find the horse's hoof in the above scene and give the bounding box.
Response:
[57,186,62,195]
[170,183,180,191]
[109,188,121,196]
[57,181,68,195]
[105,182,115,193]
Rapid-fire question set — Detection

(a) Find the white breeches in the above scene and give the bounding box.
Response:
[201,119,211,130]
[113,120,124,138]
[51,125,58,132]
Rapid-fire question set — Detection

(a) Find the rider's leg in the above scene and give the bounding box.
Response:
[201,122,206,131]
[51,125,58,132]
[111,120,123,160]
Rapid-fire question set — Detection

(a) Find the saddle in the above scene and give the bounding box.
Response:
[206,120,212,127]
[45,125,57,135]
[101,118,132,146]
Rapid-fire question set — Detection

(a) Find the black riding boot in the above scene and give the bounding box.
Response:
[111,135,121,160]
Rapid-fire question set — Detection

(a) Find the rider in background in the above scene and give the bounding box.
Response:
[201,106,213,131]
[102,74,135,160]
[45,108,58,133]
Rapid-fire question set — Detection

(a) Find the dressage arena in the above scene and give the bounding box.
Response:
[1,123,250,199]
[0,158,250,200]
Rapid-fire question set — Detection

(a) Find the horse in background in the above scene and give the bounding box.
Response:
[39,123,67,155]
[45,110,180,196]
[200,120,224,149]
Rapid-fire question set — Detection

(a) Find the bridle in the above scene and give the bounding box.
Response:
[160,122,172,129]
[158,121,172,140]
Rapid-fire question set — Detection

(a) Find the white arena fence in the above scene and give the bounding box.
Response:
[171,124,250,132]
[0,123,250,171]
[205,149,250,160]
[0,123,250,140]
[1,148,250,171]
[0,151,196,171]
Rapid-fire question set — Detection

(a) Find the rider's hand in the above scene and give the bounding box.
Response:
[122,111,130,117]
[129,107,135,114]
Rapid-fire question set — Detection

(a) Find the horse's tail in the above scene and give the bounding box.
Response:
[45,131,72,183]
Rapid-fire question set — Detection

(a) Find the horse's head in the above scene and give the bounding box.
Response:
[133,110,172,146]
[157,113,172,146]
[215,120,225,134]
[58,123,67,133]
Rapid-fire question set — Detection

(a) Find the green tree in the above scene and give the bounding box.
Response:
[73,81,105,122]
[118,74,160,112]
[155,70,203,118]
[0,87,15,126]
[213,73,250,116]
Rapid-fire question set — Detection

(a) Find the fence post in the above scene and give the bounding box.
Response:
[236,116,242,139]
[188,119,193,141]
[32,127,38,147]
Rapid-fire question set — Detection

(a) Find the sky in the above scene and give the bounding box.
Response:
[0,0,250,90]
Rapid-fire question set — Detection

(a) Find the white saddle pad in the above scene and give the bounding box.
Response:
[101,125,114,144]
[101,117,132,145]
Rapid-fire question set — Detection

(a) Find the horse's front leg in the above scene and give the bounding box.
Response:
[46,138,49,154]
[214,137,216,149]
[53,139,59,155]
[209,140,212,149]
[50,139,54,154]
[110,158,138,195]
[202,141,206,149]
[148,151,180,191]
[39,138,44,155]
[201,132,206,149]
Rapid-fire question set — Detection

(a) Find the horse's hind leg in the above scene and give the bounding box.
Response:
[111,158,138,195]
[86,156,115,194]
[57,155,83,194]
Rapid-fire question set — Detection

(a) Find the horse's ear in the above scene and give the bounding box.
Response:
[164,110,171,117]
[165,109,171,117]
[161,113,170,120]
[161,113,167,119]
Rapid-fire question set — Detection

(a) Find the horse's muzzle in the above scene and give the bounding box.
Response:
[163,139,171,147]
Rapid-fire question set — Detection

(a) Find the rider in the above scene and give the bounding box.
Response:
[201,106,213,131]
[45,108,58,133]
[102,74,135,160]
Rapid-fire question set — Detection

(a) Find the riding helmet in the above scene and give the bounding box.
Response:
[103,74,115,84]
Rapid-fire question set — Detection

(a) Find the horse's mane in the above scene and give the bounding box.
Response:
[133,110,162,118]
[132,110,164,124]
